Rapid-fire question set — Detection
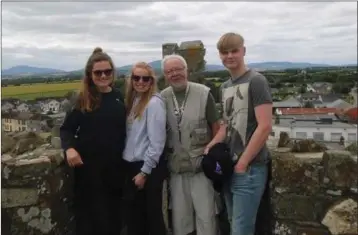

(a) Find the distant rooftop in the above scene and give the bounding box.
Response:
[299,93,320,98]
[2,112,50,121]
[277,107,337,115]
[273,97,302,108]
[279,114,339,121]
[326,99,353,110]
[275,118,357,129]
[321,93,342,103]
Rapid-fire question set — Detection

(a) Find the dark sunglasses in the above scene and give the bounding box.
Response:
[93,69,113,77]
[131,75,153,82]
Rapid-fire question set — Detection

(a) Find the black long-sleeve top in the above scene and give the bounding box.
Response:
[60,88,126,163]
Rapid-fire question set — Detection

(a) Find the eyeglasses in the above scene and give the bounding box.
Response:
[92,69,113,77]
[164,67,185,75]
[131,75,153,82]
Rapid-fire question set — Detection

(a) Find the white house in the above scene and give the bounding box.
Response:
[272,117,357,143]
[306,84,316,93]
[41,99,61,114]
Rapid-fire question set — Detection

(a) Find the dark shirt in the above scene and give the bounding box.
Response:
[60,88,126,163]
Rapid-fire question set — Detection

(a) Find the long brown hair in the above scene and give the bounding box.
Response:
[125,62,157,119]
[77,47,116,112]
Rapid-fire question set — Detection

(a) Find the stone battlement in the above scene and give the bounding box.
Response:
[1,131,74,235]
[1,131,357,235]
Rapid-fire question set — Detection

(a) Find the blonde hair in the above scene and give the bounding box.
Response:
[217,32,245,52]
[125,62,158,119]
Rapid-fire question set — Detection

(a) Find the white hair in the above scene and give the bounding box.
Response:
[161,54,188,72]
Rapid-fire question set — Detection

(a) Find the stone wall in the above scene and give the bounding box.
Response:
[269,135,358,235]
[2,131,358,235]
[1,131,75,235]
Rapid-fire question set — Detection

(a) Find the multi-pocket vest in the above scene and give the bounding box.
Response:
[161,82,212,174]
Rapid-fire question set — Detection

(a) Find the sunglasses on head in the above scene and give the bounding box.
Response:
[93,69,113,77]
[131,75,153,82]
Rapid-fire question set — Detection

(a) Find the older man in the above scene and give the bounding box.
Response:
[160,54,221,235]
[208,32,273,235]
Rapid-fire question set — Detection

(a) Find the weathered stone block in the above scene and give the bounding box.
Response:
[294,221,331,235]
[11,132,46,155]
[2,133,16,154]
[273,194,316,221]
[2,145,74,235]
[271,149,323,195]
[2,188,39,208]
[273,193,338,222]
[322,150,358,190]
[322,198,358,235]
[274,220,331,235]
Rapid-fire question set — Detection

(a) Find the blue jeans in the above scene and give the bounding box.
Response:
[223,164,268,235]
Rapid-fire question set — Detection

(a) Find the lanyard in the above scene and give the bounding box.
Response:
[171,85,190,142]
[171,85,190,122]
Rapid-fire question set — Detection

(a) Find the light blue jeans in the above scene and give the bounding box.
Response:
[223,163,268,235]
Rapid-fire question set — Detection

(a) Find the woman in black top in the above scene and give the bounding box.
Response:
[60,47,126,235]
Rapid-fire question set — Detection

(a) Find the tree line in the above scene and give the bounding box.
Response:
[2,66,356,102]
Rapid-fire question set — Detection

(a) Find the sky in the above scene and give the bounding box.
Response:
[2,1,357,71]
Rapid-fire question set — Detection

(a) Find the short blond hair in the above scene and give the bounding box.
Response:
[217,32,245,52]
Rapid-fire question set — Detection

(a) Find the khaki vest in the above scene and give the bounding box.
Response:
[161,82,212,174]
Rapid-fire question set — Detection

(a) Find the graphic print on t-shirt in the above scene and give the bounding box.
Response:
[222,82,250,154]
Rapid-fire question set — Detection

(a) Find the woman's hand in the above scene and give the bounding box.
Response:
[66,148,83,167]
[133,172,147,189]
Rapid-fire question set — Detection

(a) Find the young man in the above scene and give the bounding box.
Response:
[160,54,221,235]
[208,32,273,235]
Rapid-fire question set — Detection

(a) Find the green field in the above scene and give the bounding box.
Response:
[1,82,81,100]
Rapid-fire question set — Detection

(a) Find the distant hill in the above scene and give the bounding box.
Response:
[247,62,331,70]
[2,61,351,77]
[132,61,334,73]
[2,65,65,76]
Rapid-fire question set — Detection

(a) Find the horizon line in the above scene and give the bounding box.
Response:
[3,60,357,72]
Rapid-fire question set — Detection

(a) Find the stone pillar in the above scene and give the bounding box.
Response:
[1,146,75,235]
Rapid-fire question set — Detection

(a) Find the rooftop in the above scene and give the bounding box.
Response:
[273,97,302,108]
[277,108,337,115]
[2,112,50,121]
[327,99,354,110]
[274,118,357,129]
[321,93,342,103]
[279,114,339,121]
[299,93,320,98]
[312,82,332,88]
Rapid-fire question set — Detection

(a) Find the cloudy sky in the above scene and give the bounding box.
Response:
[2,1,357,71]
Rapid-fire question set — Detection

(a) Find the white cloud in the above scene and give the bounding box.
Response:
[2,1,357,71]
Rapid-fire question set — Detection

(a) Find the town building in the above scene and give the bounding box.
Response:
[272,114,357,143]
[1,112,51,133]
